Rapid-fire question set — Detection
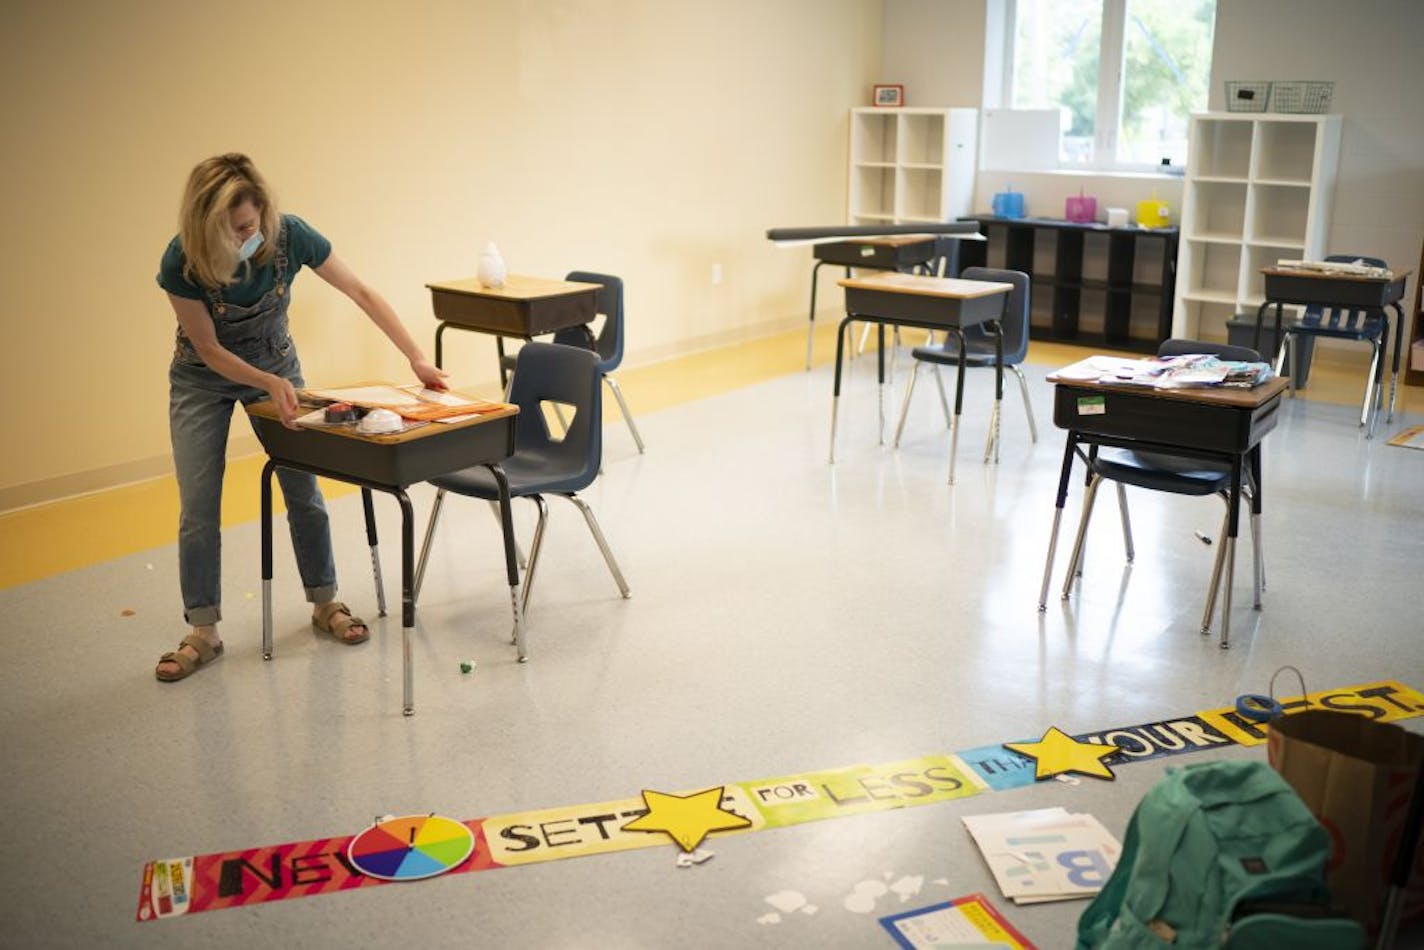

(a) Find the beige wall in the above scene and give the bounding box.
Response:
[0,0,883,509]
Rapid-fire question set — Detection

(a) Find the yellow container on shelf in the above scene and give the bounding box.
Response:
[1136,197,1170,229]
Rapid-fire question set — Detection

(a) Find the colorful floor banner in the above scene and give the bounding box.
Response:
[136,679,1424,922]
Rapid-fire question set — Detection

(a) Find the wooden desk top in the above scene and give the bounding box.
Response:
[246,387,517,446]
[834,234,937,247]
[1046,372,1288,409]
[1261,267,1412,284]
[426,274,601,301]
[838,272,1013,299]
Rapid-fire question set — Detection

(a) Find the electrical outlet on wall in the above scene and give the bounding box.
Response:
[711,263,723,285]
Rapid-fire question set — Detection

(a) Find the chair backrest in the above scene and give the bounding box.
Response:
[1303,254,1389,330]
[507,342,602,487]
[553,271,625,372]
[960,266,1031,364]
[1158,337,1261,361]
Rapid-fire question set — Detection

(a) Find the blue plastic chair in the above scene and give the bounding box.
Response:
[1050,339,1267,646]
[501,271,645,454]
[1275,254,1390,429]
[892,266,1038,451]
[414,342,630,627]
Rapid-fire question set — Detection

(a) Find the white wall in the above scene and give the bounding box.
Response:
[0,0,883,509]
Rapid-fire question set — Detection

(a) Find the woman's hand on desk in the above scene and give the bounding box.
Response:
[411,358,449,392]
[265,376,301,428]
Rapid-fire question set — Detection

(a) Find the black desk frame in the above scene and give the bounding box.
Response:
[1253,272,1408,438]
[257,446,523,717]
[831,284,1008,484]
[1038,380,1284,648]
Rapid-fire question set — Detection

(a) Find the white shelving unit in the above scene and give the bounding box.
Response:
[847,108,977,225]
[1173,112,1341,342]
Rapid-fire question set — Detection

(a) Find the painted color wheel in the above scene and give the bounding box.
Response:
[347,815,475,881]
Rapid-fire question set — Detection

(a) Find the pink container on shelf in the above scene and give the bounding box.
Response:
[1065,193,1097,223]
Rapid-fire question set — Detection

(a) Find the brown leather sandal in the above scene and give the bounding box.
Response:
[155,634,224,682]
[312,601,369,644]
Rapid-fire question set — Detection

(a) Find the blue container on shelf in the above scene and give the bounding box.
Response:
[991,187,1025,219]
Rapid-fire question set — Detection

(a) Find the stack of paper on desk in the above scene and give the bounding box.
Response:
[1053,355,1273,389]
[962,807,1121,905]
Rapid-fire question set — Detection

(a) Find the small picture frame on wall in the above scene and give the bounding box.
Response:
[872,84,904,108]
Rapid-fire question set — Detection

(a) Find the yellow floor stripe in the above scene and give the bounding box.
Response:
[1,321,1414,590]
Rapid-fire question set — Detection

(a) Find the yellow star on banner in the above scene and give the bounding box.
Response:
[620,787,752,852]
[1004,726,1122,781]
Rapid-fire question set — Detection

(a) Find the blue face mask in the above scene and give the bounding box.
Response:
[236,231,264,263]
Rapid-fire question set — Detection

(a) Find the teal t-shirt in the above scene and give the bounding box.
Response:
[156,213,332,308]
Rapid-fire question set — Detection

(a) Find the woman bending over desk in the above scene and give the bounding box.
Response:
[154,153,447,682]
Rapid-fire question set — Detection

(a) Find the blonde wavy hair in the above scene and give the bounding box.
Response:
[177,153,279,290]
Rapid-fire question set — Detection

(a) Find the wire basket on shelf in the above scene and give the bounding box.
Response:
[1224,81,1271,112]
[1271,81,1333,114]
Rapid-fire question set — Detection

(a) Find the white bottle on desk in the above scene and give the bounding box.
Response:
[478,242,507,289]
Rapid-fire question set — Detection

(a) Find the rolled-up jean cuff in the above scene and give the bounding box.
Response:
[306,584,338,604]
[184,606,222,626]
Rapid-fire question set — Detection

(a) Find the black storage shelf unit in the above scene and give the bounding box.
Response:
[958,216,1179,354]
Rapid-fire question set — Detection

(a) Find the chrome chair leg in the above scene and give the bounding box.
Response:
[566,495,631,598]
[892,361,922,448]
[1361,340,1382,431]
[1274,336,1292,396]
[412,488,447,603]
[605,375,646,454]
[518,495,550,615]
[1011,365,1038,443]
[1063,474,1104,600]
[1200,505,1231,635]
[1115,482,1134,563]
[932,366,952,428]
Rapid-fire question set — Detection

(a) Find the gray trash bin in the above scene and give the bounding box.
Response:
[1225,315,1313,386]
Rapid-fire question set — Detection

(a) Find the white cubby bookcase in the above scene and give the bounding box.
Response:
[847,108,977,225]
[1172,113,1341,342]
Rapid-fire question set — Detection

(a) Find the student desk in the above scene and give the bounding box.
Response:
[831,272,1012,483]
[805,236,942,368]
[427,275,601,385]
[247,396,520,716]
[1253,267,1411,436]
[1039,372,1289,648]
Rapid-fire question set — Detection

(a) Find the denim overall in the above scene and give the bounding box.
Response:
[168,224,336,626]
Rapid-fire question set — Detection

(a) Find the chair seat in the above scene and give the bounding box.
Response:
[1091,449,1231,496]
[909,336,1002,367]
[431,449,590,498]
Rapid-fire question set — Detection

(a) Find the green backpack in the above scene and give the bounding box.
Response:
[1077,760,1365,949]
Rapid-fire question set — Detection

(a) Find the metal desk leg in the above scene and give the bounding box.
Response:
[1039,435,1079,610]
[361,488,387,617]
[260,460,276,660]
[806,260,828,370]
[1387,301,1404,424]
[983,320,1005,464]
[434,322,449,370]
[486,463,527,662]
[877,323,887,444]
[947,330,967,484]
[397,489,415,716]
[829,315,854,464]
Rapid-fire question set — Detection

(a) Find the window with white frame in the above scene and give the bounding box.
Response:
[1009,0,1215,169]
